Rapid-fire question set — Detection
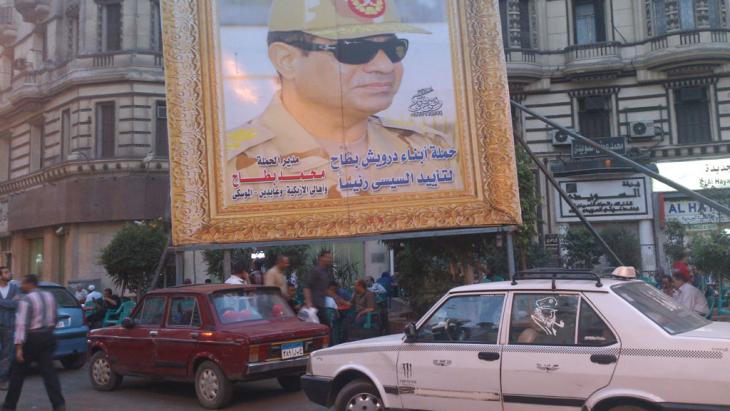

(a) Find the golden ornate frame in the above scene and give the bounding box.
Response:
[161,0,521,246]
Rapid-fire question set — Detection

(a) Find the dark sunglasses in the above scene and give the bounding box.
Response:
[289,38,409,65]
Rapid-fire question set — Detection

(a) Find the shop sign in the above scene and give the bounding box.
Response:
[663,198,730,228]
[555,175,652,222]
[571,137,626,159]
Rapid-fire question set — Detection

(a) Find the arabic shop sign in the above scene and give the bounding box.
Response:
[571,137,626,159]
[663,198,730,228]
[555,175,652,222]
[654,158,730,192]
[544,234,560,248]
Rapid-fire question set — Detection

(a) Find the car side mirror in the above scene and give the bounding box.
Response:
[121,317,135,329]
[404,323,417,342]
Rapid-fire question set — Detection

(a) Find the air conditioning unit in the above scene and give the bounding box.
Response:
[550,128,574,146]
[629,121,656,139]
[156,105,167,119]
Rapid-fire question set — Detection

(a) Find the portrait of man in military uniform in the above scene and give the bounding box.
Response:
[224,0,462,202]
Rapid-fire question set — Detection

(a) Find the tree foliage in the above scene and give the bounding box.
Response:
[563,227,603,269]
[600,226,641,269]
[663,221,687,264]
[100,222,167,297]
[689,231,730,282]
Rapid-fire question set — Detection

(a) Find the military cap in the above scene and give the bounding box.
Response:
[268,0,430,40]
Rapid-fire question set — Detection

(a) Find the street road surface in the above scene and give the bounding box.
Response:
[13,363,327,411]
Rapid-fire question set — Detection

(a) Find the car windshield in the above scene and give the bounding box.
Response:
[613,282,710,335]
[212,289,294,324]
[42,287,80,308]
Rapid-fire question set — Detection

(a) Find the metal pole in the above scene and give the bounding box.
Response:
[506,231,516,279]
[514,134,625,266]
[223,249,232,280]
[511,100,730,217]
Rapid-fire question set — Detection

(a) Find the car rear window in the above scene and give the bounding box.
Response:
[212,289,294,324]
[41,287,80,308]
[613,282,710,335]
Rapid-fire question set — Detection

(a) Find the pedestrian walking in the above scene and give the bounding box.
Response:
[672,272,709,316]
[2,274,65,411]
[225,261,250,285]
[0,267,18,391]
[303,250,334,327]
[72,284,87,304]
[264,255,290,296]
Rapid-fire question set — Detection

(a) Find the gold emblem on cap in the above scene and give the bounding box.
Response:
[348,0,386,18]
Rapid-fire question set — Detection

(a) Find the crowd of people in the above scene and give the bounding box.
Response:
[222,250,397,344]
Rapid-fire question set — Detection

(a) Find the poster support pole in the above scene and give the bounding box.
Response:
[506,231,516,278]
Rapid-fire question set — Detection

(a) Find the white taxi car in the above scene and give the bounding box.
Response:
[302,269,730,411]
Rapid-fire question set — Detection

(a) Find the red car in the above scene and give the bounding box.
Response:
[87,284,329,409]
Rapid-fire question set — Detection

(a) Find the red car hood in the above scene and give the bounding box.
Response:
[220,318,328,343]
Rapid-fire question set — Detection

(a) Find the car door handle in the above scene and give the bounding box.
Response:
[590,354,617,365]
[190,332,200,339]
[148,330,158,337]
[478,352,500,361]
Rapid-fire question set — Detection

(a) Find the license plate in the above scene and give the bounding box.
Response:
[56,320,65,328]
[281,342,304,360]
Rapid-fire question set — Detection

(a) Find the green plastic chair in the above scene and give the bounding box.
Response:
[102,301,136,327]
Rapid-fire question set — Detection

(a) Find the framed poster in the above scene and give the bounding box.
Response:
[162,0,521,245]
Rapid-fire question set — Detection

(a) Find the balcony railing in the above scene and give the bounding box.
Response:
[647,28,730,51]
[504,48,537,63]
[565,42,621,63]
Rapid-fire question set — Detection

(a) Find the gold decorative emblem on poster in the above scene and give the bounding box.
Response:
[161,0,521,245]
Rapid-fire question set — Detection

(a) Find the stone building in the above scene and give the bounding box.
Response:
[0,0,169,287]
[502,0,730,274]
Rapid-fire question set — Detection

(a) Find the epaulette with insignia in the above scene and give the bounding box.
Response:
[226,119,276,160]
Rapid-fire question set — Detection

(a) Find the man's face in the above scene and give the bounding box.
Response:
[278,257,290,270]
[673,277,684,288]
[20,280,33,294]
[288,35,403,118]
[355,283,365,294]
[320,253,333,268]
[0,269,10,283]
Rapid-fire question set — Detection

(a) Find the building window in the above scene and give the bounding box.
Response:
[67,13,79,58]
[680,0,696,29]
[28,238,44,276]
[519,0,532,48]
[499,0,508,48]
[0,237,10,270]
[0,134,8,181]
[574,0,606,44]
[578,95,612,139]
[151,0,162,52]
[61,109,71,161]
[653,0,667,35]
[155,102,168,157]
[96,102,116,158]
[100,2,122,51]
[29,121,44,172]
[675,87,712,144]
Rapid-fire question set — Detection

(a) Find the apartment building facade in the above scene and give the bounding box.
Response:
[502,0,730,274]
[0,0,169,287]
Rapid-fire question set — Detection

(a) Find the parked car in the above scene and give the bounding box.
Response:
[38,282,89,369]
[87,284,329,409]
[302,268,730,411]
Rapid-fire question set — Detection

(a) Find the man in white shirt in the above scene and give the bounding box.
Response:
[84,285,102,304]
[672,273,710,316]
[225,262,250,285]
[264,255,290,296]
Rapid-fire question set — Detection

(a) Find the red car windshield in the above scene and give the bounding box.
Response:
[212,289,294,324]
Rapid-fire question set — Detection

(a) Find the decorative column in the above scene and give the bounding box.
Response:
[645,0,655,37]
[696,0,710,27]
[507,0,522,48]
[666,0,680,30]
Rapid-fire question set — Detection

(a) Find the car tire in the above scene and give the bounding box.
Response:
[195,361,234,410]
[89,351,122,391]
[334,379,384,411]
[277,375,302,392]
[61,354,87,370]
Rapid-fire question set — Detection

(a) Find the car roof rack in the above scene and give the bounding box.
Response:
[511,268,603,290]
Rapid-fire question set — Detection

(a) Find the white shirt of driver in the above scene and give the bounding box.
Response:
[85,291,102,303]
[673,282,710,316]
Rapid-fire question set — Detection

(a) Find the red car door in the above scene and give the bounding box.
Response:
[154,295,203,378]
[109,295,167,375]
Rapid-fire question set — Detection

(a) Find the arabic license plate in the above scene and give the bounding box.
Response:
[56,320,65,328]
[281,342,304,360]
